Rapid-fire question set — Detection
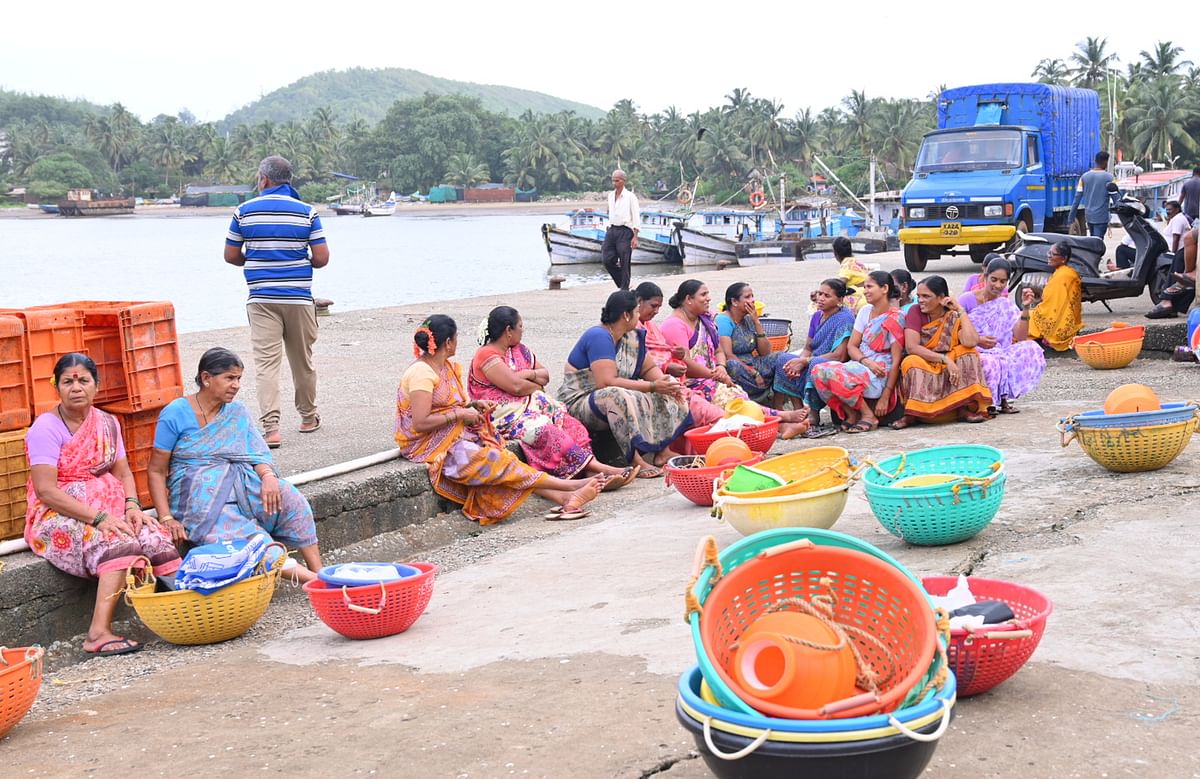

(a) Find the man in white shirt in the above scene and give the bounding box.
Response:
[602,169,640,290]
[1145,200,1195,318]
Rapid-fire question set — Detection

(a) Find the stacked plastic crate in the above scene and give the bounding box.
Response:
[0,314,32,542]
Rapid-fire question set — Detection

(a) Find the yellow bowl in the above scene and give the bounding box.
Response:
[892,473,962,489]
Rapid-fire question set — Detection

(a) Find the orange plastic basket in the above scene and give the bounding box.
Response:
[100,405,161,505]
[664,453,764,507]
[699,543,937,719]
[0,646,45,739]
[304,562,438,640]
[683,417,780,455]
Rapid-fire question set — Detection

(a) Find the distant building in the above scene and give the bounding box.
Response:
[1114,168,1191,213]
[181,184,257,207]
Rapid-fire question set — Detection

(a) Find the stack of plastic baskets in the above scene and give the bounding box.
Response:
[861,445,1006,545]
[710,448,853,536]
[1058,402,1198,473]
[681,530,953,777]
[1070,323,1144,370]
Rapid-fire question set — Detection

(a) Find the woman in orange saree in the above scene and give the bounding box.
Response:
[892,276,993,428]
[395,316,605,523]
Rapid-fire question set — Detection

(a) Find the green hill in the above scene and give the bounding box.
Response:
[219,67,605,129]
[0,88,107,127]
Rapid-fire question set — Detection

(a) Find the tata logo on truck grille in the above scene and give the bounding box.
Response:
[945,205,959,219]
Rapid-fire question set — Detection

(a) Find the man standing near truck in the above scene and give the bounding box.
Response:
[1179,168,1200,222]
[1069,152,1114,238]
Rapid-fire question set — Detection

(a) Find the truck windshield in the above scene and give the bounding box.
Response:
[914,130,1022,173]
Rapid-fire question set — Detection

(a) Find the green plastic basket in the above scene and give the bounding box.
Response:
[861,445,1006,546]
[686,530,947,716]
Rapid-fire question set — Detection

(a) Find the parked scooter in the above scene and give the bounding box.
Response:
[1006,183,1173,308]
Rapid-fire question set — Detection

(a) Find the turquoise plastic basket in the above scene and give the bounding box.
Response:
[687,530,947,716]
[861,445,1005,546]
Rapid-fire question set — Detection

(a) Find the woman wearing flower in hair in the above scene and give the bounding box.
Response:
[398,316,607,523]
[469,306,636,488]
[25,353,181,656]
[148,347,322,583]
[558,291,692,478]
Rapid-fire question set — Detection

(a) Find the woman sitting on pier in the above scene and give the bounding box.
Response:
[1026,241,1083,352]
[637,281,807,439]
[397,316,606,523]
[772,278,857,418]
[716,282,778,404]
[469,305,636,487]
[558,291,692,479]
[810,271,905,432]
[26,353,181,656]
[890,268,916,314]
[959,257,1046,415]
[148,348,322,582]
[891,276,993,429]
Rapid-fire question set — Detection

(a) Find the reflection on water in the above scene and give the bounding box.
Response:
[1,212,695,333]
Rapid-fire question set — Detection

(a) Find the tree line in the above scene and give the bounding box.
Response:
[2,38,1196,205]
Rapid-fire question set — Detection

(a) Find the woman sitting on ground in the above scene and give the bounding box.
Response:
[773,278,857,415]
[397,316,606,523]
[810,271,905,432]
[892,275,993,429]
[640,281,807,438]
[891,268,916,314]
[26,353,181,656]
[960,257,1047,414]
[558,291,692,478]
[1026,241,1083,351]
[716,282,777,403]
[148,347,322,582]
[469,305,636,487]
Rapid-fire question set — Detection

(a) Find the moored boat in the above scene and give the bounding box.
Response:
[542,209,677,265]
[362,192,397,217]
[677,209,773,265]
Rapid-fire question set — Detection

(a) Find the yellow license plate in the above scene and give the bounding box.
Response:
[940,222,961,237]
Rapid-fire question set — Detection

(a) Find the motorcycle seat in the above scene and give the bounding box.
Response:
[1056,235,1107,255]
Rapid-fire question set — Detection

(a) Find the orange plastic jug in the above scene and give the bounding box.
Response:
[1104,384,1161,415]
[704,437,755,467]
[731,611,858,711]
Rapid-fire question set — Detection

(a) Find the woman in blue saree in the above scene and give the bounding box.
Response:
[772,278,857,413]
[148,348,322,583]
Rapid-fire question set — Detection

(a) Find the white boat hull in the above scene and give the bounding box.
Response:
[363,203,396,217]
[734,241,801,266]
[543,225,603,264]
[677,227,737,265]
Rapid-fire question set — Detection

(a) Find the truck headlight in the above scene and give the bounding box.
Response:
[907,207,925,219]
[983,205,1003,217]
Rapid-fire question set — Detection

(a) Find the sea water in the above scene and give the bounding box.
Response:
[1,212,686,333]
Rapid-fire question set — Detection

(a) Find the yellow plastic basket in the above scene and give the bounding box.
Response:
[1071,336,1142,370]
[711,482,850,537]
[715,446,851,499]
[1059,416,1198,473]
[124,546,286,645]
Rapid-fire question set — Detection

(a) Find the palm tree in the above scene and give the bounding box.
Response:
[1139,41,1192,78]
[842,90,874,155]
[1031,58,1070,85]
[1069,36,1117,89]
[816,107,846,156]
[148,118,196,191]
[204,137,240,184]
[870,100,925,172]
[697,121,747,183]
[787,107,816,167]
[748,98,786,166]
[443,152,490,186]
[1124,76,1196,163]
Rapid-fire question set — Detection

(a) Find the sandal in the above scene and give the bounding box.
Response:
[635,465,664,479]
[961,413,988,424]
[263,430,282,449]
[803,425,838,439]
[546,477,603,520]
[84,637,142,656]
[890,417,913,430]
[299,415,321,433]
[1173,273,1196,287]
[845,420,878,433]
[998,403,1020,414]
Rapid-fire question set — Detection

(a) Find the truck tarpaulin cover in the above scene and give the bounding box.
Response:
[937,83,1100,177]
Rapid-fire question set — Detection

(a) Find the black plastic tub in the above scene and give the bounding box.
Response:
[675,700,946,779]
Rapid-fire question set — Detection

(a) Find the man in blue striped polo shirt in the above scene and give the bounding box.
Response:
[225,155,330,448]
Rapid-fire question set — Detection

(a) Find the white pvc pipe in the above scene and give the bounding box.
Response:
[0,448,406,557]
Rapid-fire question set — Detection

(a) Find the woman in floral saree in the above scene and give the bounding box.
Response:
[469,305,635,487]
[26,354,180,656]
[398,316,605,523]
[892,276,993,428]
[149,348,321,582]
[959,257,1046,414]
[811,271,905,432]
[558,291,692,479]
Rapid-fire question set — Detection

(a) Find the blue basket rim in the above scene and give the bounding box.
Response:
[677,665,956,733]
[1064,402,1198,428]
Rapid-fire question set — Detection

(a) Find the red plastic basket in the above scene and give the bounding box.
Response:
[922,576,1052,697]
[664,453,764,507]
[304,562,438,640]
[683,417,779,456]
[700,543,937,719]
[0,646,44,739]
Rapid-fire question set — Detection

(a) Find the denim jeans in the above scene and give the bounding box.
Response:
[1088,222,1107,238]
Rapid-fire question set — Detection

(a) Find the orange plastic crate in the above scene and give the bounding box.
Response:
[0,308,85,418]
[102,405,160,506]
[0,317,31,432]
[0,428,29,541]
[51,302,184,411]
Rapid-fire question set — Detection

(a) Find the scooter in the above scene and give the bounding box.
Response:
[1006,184,1173,308]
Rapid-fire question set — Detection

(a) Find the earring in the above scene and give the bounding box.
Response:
[205,382,210,387]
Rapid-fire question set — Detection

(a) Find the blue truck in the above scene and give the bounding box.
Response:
[899,83,1102,271]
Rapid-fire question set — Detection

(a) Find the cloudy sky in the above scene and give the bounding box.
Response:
[5,1,1191,122]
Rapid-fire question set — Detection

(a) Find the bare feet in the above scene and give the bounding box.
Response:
[780,421,809,440]
[777,408,809,424]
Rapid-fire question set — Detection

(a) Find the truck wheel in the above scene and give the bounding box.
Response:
[1006,217,1032,252]
[903,244,928,272]
[1149,264,1173,304]
[969,245,995,264]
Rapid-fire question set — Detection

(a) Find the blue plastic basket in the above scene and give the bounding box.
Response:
[686,531,946,716]
[861,445,1005,546]
[1067,402,1198,429]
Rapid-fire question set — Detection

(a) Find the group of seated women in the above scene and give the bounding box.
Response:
[25,348,321,656]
